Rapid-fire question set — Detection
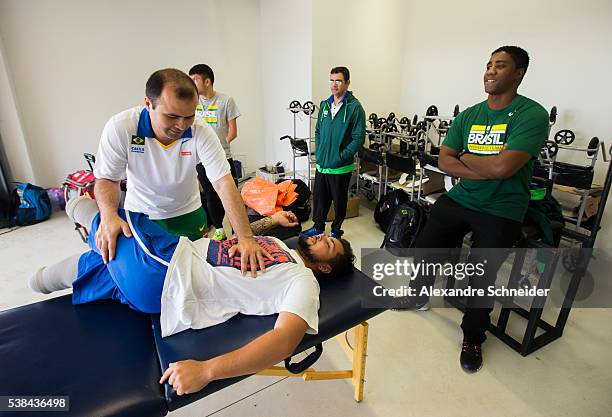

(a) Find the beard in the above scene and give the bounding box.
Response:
[296,235,317,264]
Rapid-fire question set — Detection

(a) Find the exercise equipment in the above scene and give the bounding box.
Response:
[283,100,318,189]
[357,145,386,201]
[289,100,302,113]
[398,116,411,131]
[554,129,575,145]
[549,106,557,124]
[368,113,378,127]
[302,101,315,115]
[453,104,460,117]
[425,105,438,117]
[359,104,461,202]
[540,140,559,159]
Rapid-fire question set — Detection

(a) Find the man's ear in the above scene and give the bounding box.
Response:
[144,96,153,110]
[515,68,525,84]
[316,263,332,275]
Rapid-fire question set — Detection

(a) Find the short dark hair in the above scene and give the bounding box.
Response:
[145,68,198,108]
[492,46,530,73]
[189,64,215,85]
[331,66,350,82]
[319,238,355,279]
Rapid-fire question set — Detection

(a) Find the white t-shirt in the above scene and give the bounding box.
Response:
[160,236,320,338]
[94,106,230,220]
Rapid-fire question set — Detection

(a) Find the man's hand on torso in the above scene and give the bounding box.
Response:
[228,237,274,277]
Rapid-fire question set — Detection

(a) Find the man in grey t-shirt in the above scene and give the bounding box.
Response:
[189,64,242,241]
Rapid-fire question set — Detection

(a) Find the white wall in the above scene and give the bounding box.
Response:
[0,35,35,184]
[0,0,264,187]
[260,0,313,177]
[312,0,408,118]
[398,0,612,248]
[2,0,610,246]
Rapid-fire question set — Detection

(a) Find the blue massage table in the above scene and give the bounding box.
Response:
[0,238,385,416]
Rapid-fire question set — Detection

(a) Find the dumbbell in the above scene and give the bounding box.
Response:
[549,106,557,125]
[383,123,398,133]
[375,117,387,130]
[426,105,438,117]
[289,100,302,113]
[398,116,411,131]
[412,114,418,125]
[439,120,449,130]
[554,129,575,145]
[453,104,460,117]
[368,113,378,126]
[387,112,396,123]
[540,140,559,159]
[302,101,315,115]
[553,130,601,156]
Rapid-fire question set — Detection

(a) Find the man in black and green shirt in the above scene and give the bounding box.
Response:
[408,46,549,372]
[301,66,365,239]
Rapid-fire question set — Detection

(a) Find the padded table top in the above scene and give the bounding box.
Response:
[152,266,385,410]
[0,295,167,417]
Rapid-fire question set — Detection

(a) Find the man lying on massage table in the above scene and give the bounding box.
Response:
[29,195,355,396]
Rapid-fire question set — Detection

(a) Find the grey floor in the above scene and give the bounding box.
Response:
[1,204,611,417]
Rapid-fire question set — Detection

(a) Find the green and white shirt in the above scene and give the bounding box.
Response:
[442,95,549,222]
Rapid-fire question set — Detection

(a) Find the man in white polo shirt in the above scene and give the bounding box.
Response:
[94,68,269,275]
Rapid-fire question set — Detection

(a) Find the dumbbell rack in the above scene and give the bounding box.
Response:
[358,113,417,201]
[379,129,423,201]
[537,129,606,228]
[281,100,317,189]
[359,107,458,202]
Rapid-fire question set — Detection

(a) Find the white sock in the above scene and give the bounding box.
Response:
[29,254,80,294]
[65,195,99,227]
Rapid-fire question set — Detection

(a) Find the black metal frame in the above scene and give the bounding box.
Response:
[445,160,612,356]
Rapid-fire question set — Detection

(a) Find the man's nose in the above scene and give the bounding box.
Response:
[176,118,189,130]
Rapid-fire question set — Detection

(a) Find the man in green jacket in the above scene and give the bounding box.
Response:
[301,66,365,238]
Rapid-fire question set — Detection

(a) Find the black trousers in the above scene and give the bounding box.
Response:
[412,194,522,344]
[196,159,238,229]
[312,171,352,234]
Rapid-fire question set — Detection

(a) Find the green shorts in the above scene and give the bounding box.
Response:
[153,207,207,241]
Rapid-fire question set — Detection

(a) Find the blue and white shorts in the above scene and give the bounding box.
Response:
[72,209,179,313]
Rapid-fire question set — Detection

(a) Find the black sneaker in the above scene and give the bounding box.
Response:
[460,341,483,373]
[330,230,344,239]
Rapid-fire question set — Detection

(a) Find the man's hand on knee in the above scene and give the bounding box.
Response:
[95,214,132,264]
